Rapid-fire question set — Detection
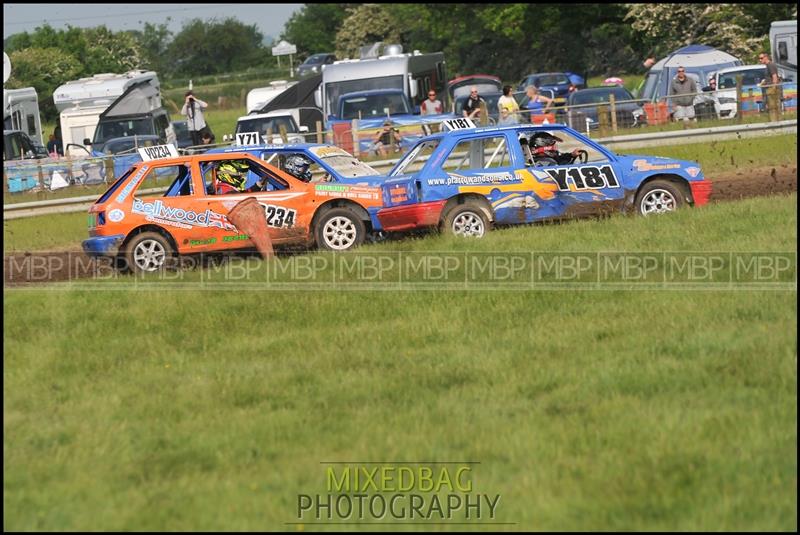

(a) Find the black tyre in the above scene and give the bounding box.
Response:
[441,199,491,238]
[124,231,175,273]
[635,179,687,216]
[314,208,366,251]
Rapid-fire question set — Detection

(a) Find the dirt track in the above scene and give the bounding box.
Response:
[4,165,797,285]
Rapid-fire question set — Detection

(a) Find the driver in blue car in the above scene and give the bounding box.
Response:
[522,131,585,166]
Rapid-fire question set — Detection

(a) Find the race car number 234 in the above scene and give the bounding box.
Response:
[545,165,619,191]
[261,204,297,228]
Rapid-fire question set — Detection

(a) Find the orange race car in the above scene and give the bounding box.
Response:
[82,151,384,272]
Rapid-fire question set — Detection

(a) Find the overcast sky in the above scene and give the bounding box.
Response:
[3,3,304,41]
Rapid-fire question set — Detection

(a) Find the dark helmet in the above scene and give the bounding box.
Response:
[285,154,313,182]
[530,132,563,148]
[217,160,249,190]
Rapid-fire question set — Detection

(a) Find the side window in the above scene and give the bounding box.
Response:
[441,136,510,172]
[136,164,191,197]
[26,115,36,136]
[155,114,170,139]
[6,134,23,160]
[520,129,609,166]
[202,158,290,195]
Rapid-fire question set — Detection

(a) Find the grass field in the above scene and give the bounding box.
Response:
[4,192,797,531]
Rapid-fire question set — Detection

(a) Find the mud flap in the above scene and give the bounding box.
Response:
[227,197,274,259]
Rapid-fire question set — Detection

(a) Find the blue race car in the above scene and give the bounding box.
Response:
[375,120,711,237]
[206,143,390,231]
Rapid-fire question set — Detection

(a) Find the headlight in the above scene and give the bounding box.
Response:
[718,97,736,104]
[312,66,319,72]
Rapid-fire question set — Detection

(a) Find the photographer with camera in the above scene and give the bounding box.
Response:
[181,90,214,147]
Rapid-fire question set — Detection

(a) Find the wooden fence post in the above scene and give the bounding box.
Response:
[351,119,360,158]
[316,121,323,144]
[609,93,618,132]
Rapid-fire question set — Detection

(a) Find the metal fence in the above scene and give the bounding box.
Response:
[5,82,796,199]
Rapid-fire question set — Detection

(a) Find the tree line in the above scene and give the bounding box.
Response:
[4,17,276,120]
[4,4,796,122]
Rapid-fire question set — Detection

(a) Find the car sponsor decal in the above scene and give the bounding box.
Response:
[223,234,249,242]
[115,165,149,202]
[260,203,297,228]
[686,167,701,178]
[427,172,517,187]
[315,184,379,201]
[107,208,125,222]
[131,198,236,230]
[388,183,409,204]
[310,146,350,158]
[189,237,217,247]
[632,159,681,172]
[544,165,620,191]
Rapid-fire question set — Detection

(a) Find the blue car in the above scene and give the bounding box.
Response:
[517,72,575,105]
[375,121,711,237]
[206,143,390,231]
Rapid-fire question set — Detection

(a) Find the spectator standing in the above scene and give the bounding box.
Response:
[759,52,783,112]
[462,86,485,120]
[524,85,553,123]
[759,52,780,86]
[420,90,443,115]
[668,66,698,123]
[181,91,212,146]
[497,85,520,125]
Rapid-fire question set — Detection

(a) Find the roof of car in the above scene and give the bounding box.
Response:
[421,123,576,142]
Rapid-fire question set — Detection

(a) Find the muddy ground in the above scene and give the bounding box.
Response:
[4,165,797,285]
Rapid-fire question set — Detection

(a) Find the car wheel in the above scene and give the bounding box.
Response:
[315,208,366,251]
[124,231,175,272]
[635,180,686,216]
[442,200,491,238]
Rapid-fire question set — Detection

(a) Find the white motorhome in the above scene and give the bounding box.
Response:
[246,80,297,113]
[3,87,43,145]
[313,44,447,125]
[3,52,43,146]
[53,70,162,152]
[770,20,797,82]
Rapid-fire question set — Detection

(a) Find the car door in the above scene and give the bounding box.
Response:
[527,129,626,218]
[197,155,314,247]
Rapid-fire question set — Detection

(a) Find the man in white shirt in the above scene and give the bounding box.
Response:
[181,91,210,146]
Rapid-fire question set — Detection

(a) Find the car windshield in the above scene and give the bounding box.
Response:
[94,118,152,144]
[304,54,328,65]
[236,116,298,135]
[535,74,570,86]
[570,87,633,105]
[340,93,410,120]
[321,154,379,178]
[718,68,765,89]
[325,75,404,117]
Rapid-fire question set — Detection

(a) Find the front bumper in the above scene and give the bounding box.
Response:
[689,180,712,206]
[376,200,447,232]
[82,234,125,257]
